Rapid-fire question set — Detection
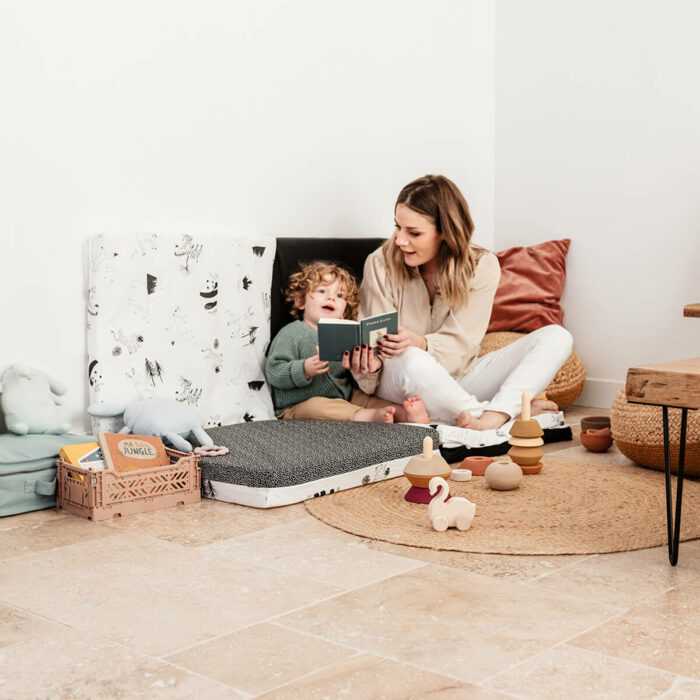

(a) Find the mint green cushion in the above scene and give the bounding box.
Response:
[0,434,94,469]
[0,434,96,516]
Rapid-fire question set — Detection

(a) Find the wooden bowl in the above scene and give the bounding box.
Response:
[580,415,611,433]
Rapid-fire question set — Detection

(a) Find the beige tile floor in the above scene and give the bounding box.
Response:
[2,405,700,699]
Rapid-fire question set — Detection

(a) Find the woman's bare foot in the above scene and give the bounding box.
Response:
[464,410,510,431]
[401,396,431,424]
[353,406,395,423]
[530,398,558,415]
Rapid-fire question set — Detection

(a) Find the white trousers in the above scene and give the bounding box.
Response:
[376,324,573,423]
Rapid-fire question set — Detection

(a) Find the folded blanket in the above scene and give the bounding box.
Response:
[436,412,571,462]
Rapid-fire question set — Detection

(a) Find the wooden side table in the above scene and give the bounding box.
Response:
[684,303,700,318]
[626,354,700,565]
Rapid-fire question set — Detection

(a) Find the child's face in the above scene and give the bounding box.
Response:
[298,276,348,328]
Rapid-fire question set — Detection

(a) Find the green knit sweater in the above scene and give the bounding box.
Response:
[265,320,354,415]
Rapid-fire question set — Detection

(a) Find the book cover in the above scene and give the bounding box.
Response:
[360,310,398,349]
[59,442,105,471]
[318,311,399,362]
[317,319,360,362]
[97,433,170,473]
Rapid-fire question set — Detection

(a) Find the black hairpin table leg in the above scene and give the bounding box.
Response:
[663,406,688,566]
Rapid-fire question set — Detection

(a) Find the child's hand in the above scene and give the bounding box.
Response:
[304,352,330,380]
[342,344,382,374]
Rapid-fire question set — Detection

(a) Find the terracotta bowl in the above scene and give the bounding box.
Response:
[580,427,614,452]
[580,415,611,433]
[460,455,493,476]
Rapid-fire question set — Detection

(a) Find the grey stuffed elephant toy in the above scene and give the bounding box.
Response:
[88,397,213,452]
[0,364,70,435]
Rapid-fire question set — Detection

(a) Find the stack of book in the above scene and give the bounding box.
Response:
[59,434,170,473]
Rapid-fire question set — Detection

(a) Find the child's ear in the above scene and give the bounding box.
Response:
[293,295,305,312]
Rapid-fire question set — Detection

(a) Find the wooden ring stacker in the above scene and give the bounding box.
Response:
[403,436,452,504]
[194,445,230,457]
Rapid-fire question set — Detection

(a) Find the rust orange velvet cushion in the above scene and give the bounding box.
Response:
[487,239,570,333]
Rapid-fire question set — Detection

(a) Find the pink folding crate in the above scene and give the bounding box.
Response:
[56,449,200,521]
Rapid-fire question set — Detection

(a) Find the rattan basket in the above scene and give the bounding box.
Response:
[611,389,700,476]
[478,331,585,408]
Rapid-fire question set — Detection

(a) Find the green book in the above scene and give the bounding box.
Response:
[317,311,399,362]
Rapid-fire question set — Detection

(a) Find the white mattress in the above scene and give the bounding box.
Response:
[204,454,413,508]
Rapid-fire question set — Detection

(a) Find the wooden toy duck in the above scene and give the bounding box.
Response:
[507,392,544,474]
[403,436,451,503]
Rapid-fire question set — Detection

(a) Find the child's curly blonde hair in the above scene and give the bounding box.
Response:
[285,262,360,320]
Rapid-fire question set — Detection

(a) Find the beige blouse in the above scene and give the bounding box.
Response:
[358,246,501,379]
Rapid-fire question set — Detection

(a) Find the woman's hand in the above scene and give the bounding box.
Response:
[377,327,427,358]
[342,344,382,374]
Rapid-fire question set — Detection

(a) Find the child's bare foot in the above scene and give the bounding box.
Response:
[530,398,558,415]
[402,396,430,424]
[456,410,472,429]
[465,410,510,431]
[353,406,395,423]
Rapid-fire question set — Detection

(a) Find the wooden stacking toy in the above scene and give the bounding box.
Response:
[508,392,544,475]
[403,436,451,503]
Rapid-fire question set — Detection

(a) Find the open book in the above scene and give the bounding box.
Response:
[317,311,399,362]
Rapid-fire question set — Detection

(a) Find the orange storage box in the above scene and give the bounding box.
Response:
[56,449,200,521]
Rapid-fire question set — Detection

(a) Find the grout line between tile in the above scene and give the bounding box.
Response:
[0,598,252,698]
[159,562,429,659]
[525,553,599,583]
[156,653,254,699]
[267,618,549,699]
[477,606,695,690]
[0,598,76,629]
[269,619,474,688]
[95,634,257,699]
[246,651,368,698]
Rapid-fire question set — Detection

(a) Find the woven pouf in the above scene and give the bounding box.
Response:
[479,331,585,408]
[611,389,700,476]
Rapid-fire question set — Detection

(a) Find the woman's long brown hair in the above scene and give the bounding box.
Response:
[382,174,484,308]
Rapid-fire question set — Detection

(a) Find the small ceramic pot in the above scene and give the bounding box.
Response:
[580,427,614,453]
[460,455,493,476]
[580,415,611,433]
[485,460,522,490]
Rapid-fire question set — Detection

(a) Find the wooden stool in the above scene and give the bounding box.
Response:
[626,357,700,565]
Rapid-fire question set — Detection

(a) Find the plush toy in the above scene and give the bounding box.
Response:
[0,364,70,435]
[87,397,215,453]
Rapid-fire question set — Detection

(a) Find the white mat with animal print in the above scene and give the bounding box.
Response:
[87,234,276,427]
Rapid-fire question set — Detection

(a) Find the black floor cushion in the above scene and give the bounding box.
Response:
[201,420,439,489]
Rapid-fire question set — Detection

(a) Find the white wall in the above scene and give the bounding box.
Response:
[0,0,495,431]
[495,0,700,407]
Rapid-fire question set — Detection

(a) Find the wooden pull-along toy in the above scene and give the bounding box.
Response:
[507,392,544,475]
[428,476,476,531]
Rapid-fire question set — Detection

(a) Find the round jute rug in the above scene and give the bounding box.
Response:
[304,458,700,555]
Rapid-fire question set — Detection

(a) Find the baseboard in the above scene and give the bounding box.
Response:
[572,378,624,410]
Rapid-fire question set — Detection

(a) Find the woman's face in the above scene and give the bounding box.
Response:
[393,203,441,270]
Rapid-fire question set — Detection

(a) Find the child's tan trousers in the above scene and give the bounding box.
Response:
[277,389,392,421]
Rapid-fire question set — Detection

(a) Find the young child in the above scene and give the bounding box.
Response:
[265,261,430,424]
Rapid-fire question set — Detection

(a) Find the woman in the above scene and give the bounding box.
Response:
[356,174,572,430]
